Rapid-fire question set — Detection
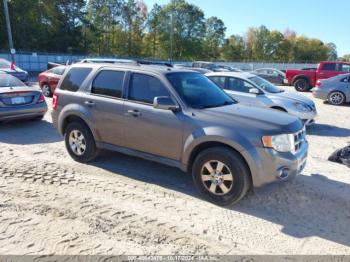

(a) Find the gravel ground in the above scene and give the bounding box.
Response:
[0,85,349,255]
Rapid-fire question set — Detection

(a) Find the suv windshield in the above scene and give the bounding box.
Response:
[0,74,26,88]
[248,76,282,93]
[167,72,236,109]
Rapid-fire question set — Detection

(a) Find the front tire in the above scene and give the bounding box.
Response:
[64,121,99,163]
[192,147,251,206]
[328,91,345,105]
[294,79,310,92]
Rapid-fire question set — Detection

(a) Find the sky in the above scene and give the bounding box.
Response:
[143,0,350,57]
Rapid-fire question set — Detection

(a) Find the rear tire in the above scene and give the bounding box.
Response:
[192,147,251,206]
[294,79,310,92]
[328,91,345,105]
[64,121,99,163]
[42,83,52,97]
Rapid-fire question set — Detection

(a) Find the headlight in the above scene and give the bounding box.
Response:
[262,134,294,152]
[294,102,311,112]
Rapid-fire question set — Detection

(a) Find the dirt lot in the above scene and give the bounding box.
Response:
[0,85,349,255]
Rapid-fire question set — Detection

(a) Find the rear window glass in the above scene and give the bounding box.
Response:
[0,74,26,87]
[60,67,92,92]
[52,66,66,75]
[92,70,124,98]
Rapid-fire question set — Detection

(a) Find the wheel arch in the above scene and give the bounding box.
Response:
[186,141,253,187]
[292,75,310,86]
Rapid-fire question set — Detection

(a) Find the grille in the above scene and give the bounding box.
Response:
[293,128,306,153]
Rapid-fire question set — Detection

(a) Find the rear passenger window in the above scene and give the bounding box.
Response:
[321,63,336,71]
[209,76,226,89]
[129,73,170,104]
[92,70,124,98]
[60,67,92,92]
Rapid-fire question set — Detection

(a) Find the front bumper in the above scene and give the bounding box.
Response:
[0,103,47,121]
[250,141,308,188]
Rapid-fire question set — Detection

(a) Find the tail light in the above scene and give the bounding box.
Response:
[52,93,59,110]
[37,94,45,103]
[10,61,15,70]
[316,80,322,87]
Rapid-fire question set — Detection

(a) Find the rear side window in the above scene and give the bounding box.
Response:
[209,76,226,89]
[91,70,124,98]
[321,63,336,71]
[52,66,66,75]
[60,67,92,92]
[129,73,170,104]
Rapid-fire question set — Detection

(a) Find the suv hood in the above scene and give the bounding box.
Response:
[267,91,313,105]
[195,103,302,134]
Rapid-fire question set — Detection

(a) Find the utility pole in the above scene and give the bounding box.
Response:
[3,0,15,62]
[170,11,174,63]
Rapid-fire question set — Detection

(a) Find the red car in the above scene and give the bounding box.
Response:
[285,61,350,92]
[38,66,66,97]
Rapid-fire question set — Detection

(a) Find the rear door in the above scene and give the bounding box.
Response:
[317,63,338,80]
[84,69,126,146]
[123,72,183,160]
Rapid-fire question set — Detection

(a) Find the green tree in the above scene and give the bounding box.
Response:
[221,35,246,61]
[157,0,205,60]
[202,16,226,60]
[326,42,338,60]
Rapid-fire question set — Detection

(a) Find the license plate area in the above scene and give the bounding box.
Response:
[11,97,26,105]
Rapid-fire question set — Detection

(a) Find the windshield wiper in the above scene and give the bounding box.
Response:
[199,101,235,109]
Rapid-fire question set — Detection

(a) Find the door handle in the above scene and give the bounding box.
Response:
[84,101,95,107]
[127,109,141,117]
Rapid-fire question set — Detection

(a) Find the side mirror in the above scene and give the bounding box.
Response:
[153,96,179,111]
[249,88,261,95]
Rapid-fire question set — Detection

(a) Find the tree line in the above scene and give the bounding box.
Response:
[0,0,348,62]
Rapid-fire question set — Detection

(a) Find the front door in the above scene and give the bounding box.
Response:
[123,73,183,160]
[224,77,267,107]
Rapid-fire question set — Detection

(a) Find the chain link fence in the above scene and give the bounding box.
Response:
[0,51,318,72]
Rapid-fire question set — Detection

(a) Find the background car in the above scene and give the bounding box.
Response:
[0,73,47,122]
[207,72,317,125]
[38,66,66,97]
[252,68,286,85]
[312,73,350,105]
[0,58,29,82]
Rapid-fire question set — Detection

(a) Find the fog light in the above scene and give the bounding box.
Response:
[278,167,290,180]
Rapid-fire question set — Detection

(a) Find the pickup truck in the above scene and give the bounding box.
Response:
[285,61,350,92]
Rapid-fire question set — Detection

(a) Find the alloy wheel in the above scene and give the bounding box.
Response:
[329,92,345,105]
[200,160,234,195]
[69,130,87,156]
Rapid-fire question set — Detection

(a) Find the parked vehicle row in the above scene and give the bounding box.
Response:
[51,62,308,206]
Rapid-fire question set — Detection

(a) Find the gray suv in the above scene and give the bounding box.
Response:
[52,63,308,205]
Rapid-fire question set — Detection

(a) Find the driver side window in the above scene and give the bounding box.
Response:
[227,77,255,93]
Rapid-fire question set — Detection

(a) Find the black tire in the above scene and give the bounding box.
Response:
[192,147,251,206]
[328,91,345,106]
[42,83,52,97]
[64,120,99,163]
[294,79,310,92]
